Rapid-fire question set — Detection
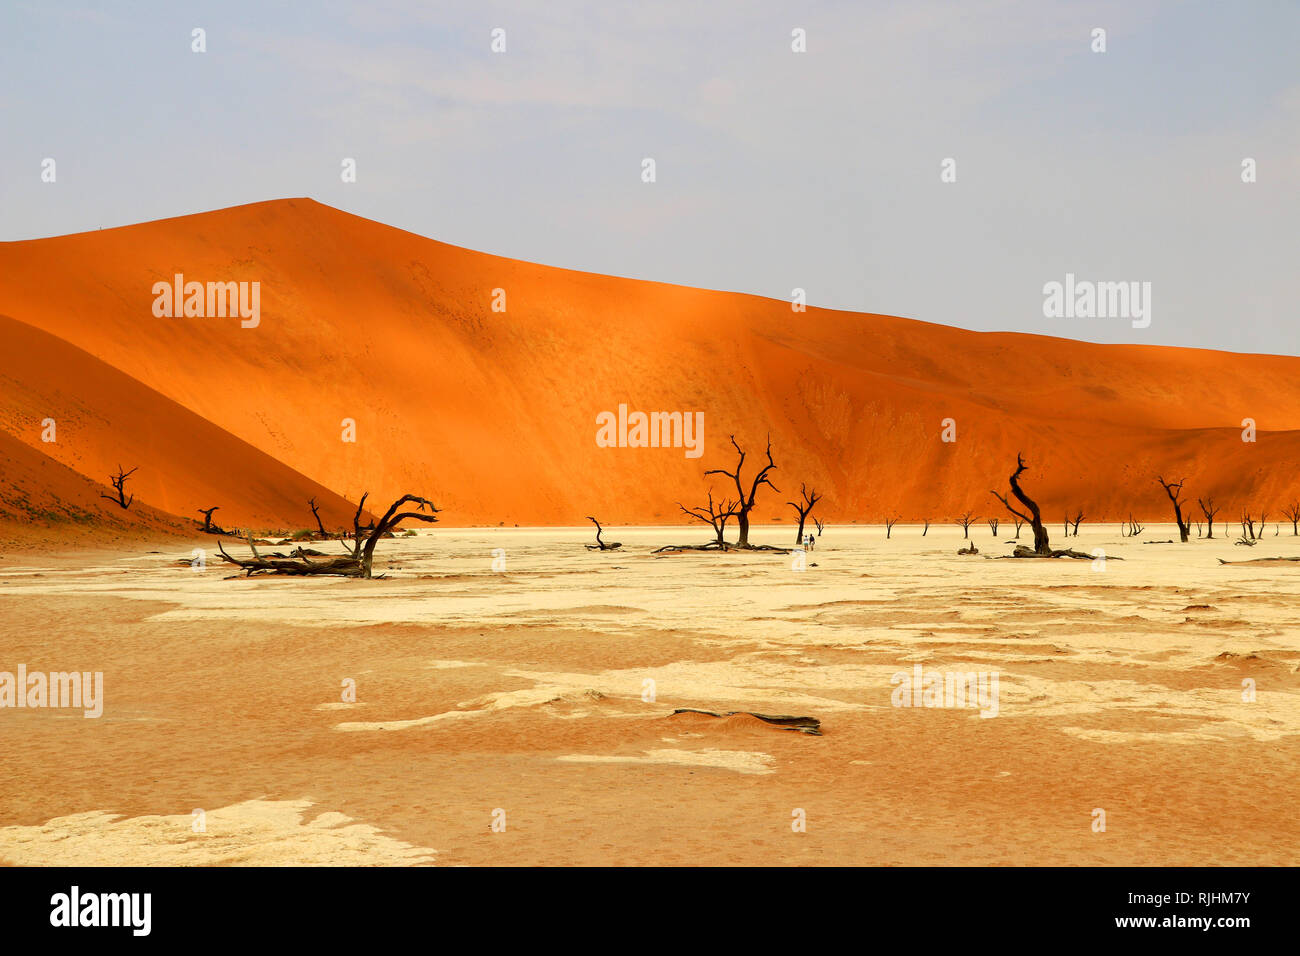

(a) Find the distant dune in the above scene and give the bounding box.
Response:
[1,198,1298,533]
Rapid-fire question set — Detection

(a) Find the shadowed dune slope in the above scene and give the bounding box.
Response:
[0,314,365,531]
[1,198,1298,526]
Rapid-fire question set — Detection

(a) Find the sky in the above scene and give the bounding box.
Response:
[2,0,1297,354]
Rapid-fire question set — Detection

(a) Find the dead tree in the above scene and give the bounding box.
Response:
[1283,502,1300,536]
[218,493,437,578]
[677,491,739,550]
[885,515,900,538]
[1156,476,1191,543]
[987,517,999,536]
[705,435,778,549]
[786,484,822,544]
[1196,497,1221,539]
[1194,519,1203,537]
[308,497,329,537]
[1012,516,1023,538]
[956,512,977,539]
[1125,514,1144,537]
[1259,510,1270,538]
[196,507,231,535]
[812,515,825,537]
[99,465,137,510]
[585,516,622,551]
[1067,510,1084,537]
[991,454,1050,556]
[1236,511,1258,546]
[921,519,929,536]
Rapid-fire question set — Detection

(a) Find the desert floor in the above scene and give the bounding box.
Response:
[0,524,1297,866]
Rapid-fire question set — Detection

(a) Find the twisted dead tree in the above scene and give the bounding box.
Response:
[664,491,739,551]
[308,497,330,537]
[787,484,822,544]
[705,435,779,550]
[585,517,622,551]
[1156,476,1191,542]
[921,519,930,536]
[1197,497,1221,539]
[1123,514,1144,537]
[218,493,438,578]
[1283,502,1300,536]
[993,455,1055,556]
[100,465,137,510]
[1066,510,1084,537]
[813,515,824,538]
[885,515,900,538]
[196,507,233,536]
[956,512,977,539]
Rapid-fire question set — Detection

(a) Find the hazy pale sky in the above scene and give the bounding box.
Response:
[3,0,1296,354]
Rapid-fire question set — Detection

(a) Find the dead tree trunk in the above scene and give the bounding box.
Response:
[1283,503,1300,536]
[1069,510,1084,536]
[99,465,137,510]
[885,515,900,538]
[787,484,822,544]
[1012,517,1023,538]
[308,497,329,537]
[1156,476,1191,542]
[585,516,622,551]
[987,517,999,536]
[1197,497,1220,539]
[705,435,778,549]
[921,519,929,536]
[992,454,1050,555]
[957,512,977,539]
[196,507,230,535]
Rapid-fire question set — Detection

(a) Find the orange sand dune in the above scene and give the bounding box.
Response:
[1,198,1297,526]
[0,314,364,532]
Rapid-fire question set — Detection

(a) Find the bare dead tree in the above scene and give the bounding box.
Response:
[1283,502,1300,536]
[308,497,330,537]
[1012,516,1023,538]
[786,484,822,544]
[585,516,622,551]
[812,515,825,537]
[196,507,232,535]
[1194,519,1203,537]
[885,515,900,538]
[956,512,977,539]
[1156,476,1191,543]
[992,454,1051,556]
[99,465,137,510]
[921,519,929,536]
[218,493,437,578]
[1196,497,1221,539]
[1236,511,1258,546]
[705,435,778,549]
[987,517,999,536]
[1259,510,1270,538]
[1125,514,1144,537]
[677,490,740,549]
[1067,510,1084,537]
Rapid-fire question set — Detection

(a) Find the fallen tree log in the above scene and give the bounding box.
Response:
[216,492,438,579]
